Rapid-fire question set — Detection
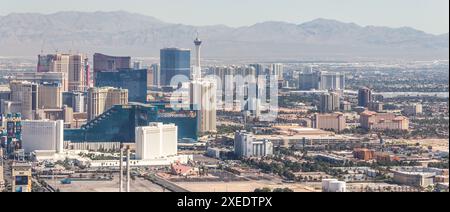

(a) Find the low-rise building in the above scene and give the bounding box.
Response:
[206,147,221,159]
[322,179,346,192]
[393,171,435,187]
[353,148,375,161]
[375,152,401,162]
[12,162,32,192]
[340,101,352,111]
[171,162,198,177]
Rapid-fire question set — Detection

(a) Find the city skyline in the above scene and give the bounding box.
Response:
[0,1,448,194]
[0,0,448,35]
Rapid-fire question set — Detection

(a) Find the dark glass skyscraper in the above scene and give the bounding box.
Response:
[64,103,199,143]
[358,87,373,107]
[95,68,148,102]
[160,48,191,86]
[93,53,131,73]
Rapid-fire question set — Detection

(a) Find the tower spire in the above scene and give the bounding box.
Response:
[193,32,202,80]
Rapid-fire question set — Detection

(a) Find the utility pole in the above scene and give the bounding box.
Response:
[126,146,131,192]
[119,144,123,192]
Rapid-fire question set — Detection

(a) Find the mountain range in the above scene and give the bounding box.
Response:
[0,11,448,61]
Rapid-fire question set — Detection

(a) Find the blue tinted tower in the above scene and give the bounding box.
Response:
[95,68,148,103]
[160,48,191,86]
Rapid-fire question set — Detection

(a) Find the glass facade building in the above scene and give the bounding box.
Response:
[64,103,198,143]
[160,48,191,86]
[93,53,131,73]
[95,68,148,103]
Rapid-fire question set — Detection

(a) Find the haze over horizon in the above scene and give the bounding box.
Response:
[0,0,448,35]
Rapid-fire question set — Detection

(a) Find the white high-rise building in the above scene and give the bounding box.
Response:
[319,72,345,90]
[271,63,284,80]
[135,123,178,160]
[190,80,217,133]
[319,92,340,113]
[72,92,85,113]
[21,120,64,153]
[234,131,273,158]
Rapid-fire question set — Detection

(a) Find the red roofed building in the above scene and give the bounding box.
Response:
[360,111,409,130]
[353,148,375,161]
[170,162,197,177]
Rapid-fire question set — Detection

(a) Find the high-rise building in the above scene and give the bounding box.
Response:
[299,69,321,90]
[13,72,68,92]
[62,92,86,113]
[189,80,217,133]
[319,72,345,90]
[95,68,148,102]
[160,48,191,86]
[84,57,91,89]
[135,123,178,160]
[87,87,128,121]
[64,103,199,145]
[21,120,64,154]
[37,54,69,73]
[72,92,86,113]
[358,87,373,107]
[93,53,131,72]
[314,112,347,132]
[151,64,161,87]
[68,54,88,92]
[234,131,273,158]
[38,83,62,109]
[38,53,89,92]
[37,55,55,73]
[319,92,340,113]
[250,64,265,76]
[299,70,345,91]
[270,63,284,80]
[10,81,39,120]
[37,54,70,91]
[133,61,142,70]
[146,68,154,89]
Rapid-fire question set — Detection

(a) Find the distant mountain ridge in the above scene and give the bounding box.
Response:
[0,11,448,61]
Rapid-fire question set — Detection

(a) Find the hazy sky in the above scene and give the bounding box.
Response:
[0,0,448,34]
